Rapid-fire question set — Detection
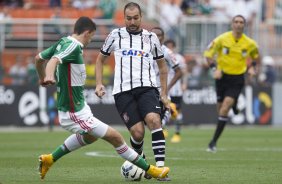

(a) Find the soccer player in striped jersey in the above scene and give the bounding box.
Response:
[95,2,171,181]
[150,27,183,140]
[204,15,260,153]
[35,16,169,180]
[164,39,188,143]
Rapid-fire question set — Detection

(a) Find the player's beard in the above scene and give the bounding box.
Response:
[127,25,139,33]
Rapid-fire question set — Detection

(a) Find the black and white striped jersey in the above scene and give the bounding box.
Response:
[169,53,186,97]
[153,45,179,90]
[100,27,164,95]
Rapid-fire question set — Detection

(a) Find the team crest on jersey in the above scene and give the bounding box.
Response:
[56,44,62,51]
[222,47,229,54]
[122,50,149,57]
[142,35,150,44]
[242,49,247,57]
[122,112,130,123]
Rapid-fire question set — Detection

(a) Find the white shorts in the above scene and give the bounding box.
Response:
[58,103,108,138]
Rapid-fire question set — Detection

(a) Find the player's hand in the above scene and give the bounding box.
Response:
[161,95,170,109]
[39,77,56,87]
[213,69,222,79]
[95,84,106,98]
[248,66,256,78]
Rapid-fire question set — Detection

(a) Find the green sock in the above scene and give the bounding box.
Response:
[132,156,150,171]
[51,145,70,161]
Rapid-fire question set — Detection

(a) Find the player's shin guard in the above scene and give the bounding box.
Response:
[151,128,166,167]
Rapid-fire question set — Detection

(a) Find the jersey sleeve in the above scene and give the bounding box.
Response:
[151,33,164,60]
[53,43,81,64]
[204,37,221,59]
[100,29,117,56]
[249,41,259,59]
[164,47,179,69]
[39,41,60,61]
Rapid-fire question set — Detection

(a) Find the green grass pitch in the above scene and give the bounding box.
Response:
[0,126,281,184]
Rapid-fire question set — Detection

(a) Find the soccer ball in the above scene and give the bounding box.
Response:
[120,161,145,181]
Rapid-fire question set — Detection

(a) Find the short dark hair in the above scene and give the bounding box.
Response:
[124,2,141,15]
[74,16,96,35]
[151,27,164,36]
[164,39,176,47]
[232,15,246,24]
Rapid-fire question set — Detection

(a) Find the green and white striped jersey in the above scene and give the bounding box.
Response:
[39,36,86,112]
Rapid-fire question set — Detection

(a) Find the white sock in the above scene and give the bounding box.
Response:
[115,143,138,162]
[64,134,87,152]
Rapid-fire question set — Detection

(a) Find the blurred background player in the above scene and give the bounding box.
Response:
[164,39,188,143]
[94,2,171,181]
[204,15,260,153]
[150,27,183,140]
[35,16,169,180]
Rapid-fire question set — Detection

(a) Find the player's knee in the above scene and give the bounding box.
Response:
[103,127,124,146]
[83,134,97,144]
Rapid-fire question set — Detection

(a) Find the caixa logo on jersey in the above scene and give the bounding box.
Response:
[122,50,149,57]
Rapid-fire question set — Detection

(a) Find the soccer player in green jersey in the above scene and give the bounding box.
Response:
[204,15,260,152]
[35,16,169,180]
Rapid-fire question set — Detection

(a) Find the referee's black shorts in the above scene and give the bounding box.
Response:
[215,73,244,103]
[114,87,161,129]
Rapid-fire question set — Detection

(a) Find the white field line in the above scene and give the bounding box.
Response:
[85,147,282,161]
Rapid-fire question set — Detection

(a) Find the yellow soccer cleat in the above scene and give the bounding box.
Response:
[147,165,170,179]
[170,103,178,120]
[38,154,54,179]
[163,129,169,138]
[171,134,181,143]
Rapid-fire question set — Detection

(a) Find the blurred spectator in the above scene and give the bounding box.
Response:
[97,0,117,35]
[0,6,12,38]
[49,0,61,7]
[273,0,282,35]
[258,56,277,86]
[180,0,199,16]
[3,0,24,8]
[26,56,38,84]
[98,0,117,19]
[197,0,213,16]
[159,0,183,40]
[210,0,231,21]
[0,57,4,84]
[71,0,97,9]
[49,7,68,36]
[9,56,27,85]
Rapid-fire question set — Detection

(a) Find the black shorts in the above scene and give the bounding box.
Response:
[215,73,244,103]
[114,87,161,129]
[170,96,182,110]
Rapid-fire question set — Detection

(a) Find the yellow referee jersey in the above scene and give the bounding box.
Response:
[204,31,259,75]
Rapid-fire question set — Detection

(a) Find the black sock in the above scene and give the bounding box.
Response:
[211,116,228,145]
[130,136,144,158]
[152,128,166,167]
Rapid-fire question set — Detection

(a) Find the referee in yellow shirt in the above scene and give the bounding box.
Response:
[204,15,260,152]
